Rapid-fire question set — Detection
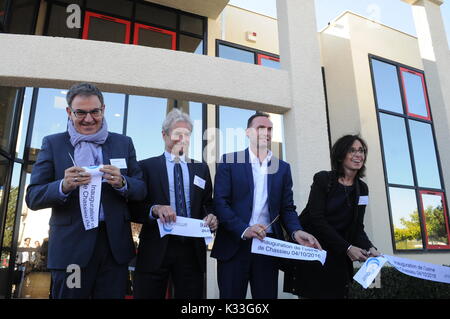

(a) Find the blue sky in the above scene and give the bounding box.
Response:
[229,0,450,45]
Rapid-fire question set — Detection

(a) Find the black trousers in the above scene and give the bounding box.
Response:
[217,235,279,299]
[133,236,204,299]
[50,223,129,299]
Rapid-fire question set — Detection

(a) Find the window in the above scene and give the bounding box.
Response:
[133,23,176,49]
[378,113,414,186]
[0,0,6,30]
[45,3,80,38]
[102,92,125,134]
[15,87,33,159]
[180,14,203,36]
[0,87,19,153]
[135,2,176,29]
[43,1,206,54]
[82,12,131,44]
[400,68,431,120]
[5,0,38,34]
[257,54,280,69]
[86,0,133,19]
[218,44,254,64]
[0,157,14,299]
[409,120,441,189]
[389,187,423,250]
[179,35,203,54]
[419,191,450,249]
[371,59,403,114]
[218,106,285,160]
[126,97,204,162]
[370,56,449,251]
[217,40,280,69]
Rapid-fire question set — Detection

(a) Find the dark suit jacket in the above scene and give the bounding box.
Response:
[211,149,302,262]
[131,154,214,273]
[25,132,146,269]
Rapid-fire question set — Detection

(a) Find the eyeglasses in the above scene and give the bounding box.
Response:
[70,107,103,119]
[349,147,366,156]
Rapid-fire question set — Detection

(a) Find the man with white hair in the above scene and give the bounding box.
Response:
[132,108,217,299]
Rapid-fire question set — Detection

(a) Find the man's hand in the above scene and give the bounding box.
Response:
[243,224,267,241]
[62,166,91,194]
[203,214,218,232]
[152,205,177,224]
[100,165,125,189]
[293,230,322,250]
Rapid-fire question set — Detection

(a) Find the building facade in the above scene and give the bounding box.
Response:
[0,0,448,298]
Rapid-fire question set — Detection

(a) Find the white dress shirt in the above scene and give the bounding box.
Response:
[242,149,273,238]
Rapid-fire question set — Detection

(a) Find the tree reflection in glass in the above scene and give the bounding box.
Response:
[421,193,449,247]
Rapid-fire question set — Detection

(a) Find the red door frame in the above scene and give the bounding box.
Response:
[133,23,176,50]
[399,67,431,121]
[82,11,131,44]
[418,190,450,249]
[257,54,280,66]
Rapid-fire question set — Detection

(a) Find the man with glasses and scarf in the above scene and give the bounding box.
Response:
[26,82,146,298]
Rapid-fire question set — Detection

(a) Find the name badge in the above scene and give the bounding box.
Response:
[358,196,369,206]
[194,175,206,189]
[110,158,127,169]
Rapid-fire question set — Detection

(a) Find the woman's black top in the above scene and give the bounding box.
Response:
[283,170,374,298]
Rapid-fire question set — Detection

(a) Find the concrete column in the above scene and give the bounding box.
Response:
[276,0,330,207]
[402,0,450,198]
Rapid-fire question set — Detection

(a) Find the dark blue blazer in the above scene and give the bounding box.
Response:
[25,132,146,269]
[211,149,302,262]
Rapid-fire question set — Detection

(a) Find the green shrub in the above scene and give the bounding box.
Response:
[350,266,450,299]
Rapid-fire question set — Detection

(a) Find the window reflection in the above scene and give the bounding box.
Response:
[401,69,430,119]
[379,113,414,186]
[11,173,51,298]
[7,0,37,34]
[83,12,130,44]
[409,120,441,189]
[86,0,133,18]
[127,97,204,162]
[0,0,7,29]
[219,106,284,160]
[179,35,203,54]
[126,96,167,161]
[218,44,254,64]
[30,89,71,152]
[0,156,12,298]
[371,59,403,114]
[187,102,203,162]
[46,4,80,38]
[219,106,252,157]
[421,193,450,248]
[103,92,125,134]
[134,24,175,49]
[389,187,423,250]
[16,88,33,159]
[0,86,19,152]
[258,55,280,69]
[135,3,177,29]
[180,14,203,36]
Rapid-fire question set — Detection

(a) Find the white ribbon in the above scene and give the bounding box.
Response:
[251,237,327,265]
[157,216,213,245]
[354,254,450,289]
[79,165,103,231]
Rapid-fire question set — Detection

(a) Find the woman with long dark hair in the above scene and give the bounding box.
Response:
[283,134,380,298]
